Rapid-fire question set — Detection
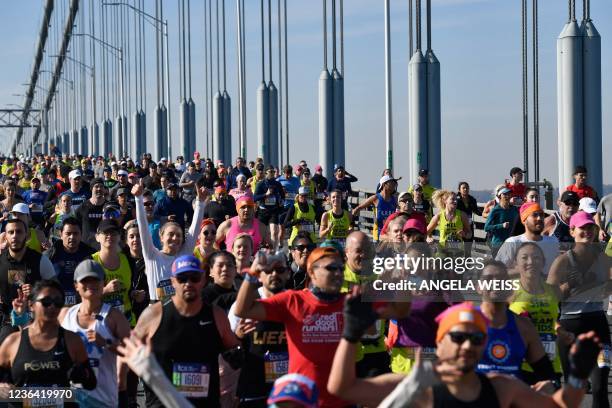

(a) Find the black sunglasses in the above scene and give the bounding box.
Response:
[448,331,485,346]
[315,263,343,273]
[176,273,203,284]
[292,244,315,252]
[36,296,65,308]
[203,230,216,236]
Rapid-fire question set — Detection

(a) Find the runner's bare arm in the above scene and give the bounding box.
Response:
[212,305,240,349]
[460,212,472,239]
[327,339,403,406]
[259,223,272,249]
[0,332,20,369]
[490,374,585,408]
[234,277,267,321]
[546,256,570,298]
[515,315,548,365]
[426,214,440,235]
[352,195,377,216]
[216,219,231,247]
[133,302,163,341]
[542,215,556,237]
[319,212,331,238]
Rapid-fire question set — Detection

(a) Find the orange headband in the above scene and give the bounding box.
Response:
[435,302,488,344]
[520,202,542,224]
[306,247,342,274]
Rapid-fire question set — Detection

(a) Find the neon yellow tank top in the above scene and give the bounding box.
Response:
[26,228,42,253]
[327,210,350,240]
[288,202,317,246]
[92,252,135,326]
[509,282,562,373]
[438,209,463,245]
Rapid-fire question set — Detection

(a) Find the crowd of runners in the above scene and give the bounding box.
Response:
[0,151,608,408]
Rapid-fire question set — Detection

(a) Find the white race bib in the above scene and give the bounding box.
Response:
[172,363,210,398]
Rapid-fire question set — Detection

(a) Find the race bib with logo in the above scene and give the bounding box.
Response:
[172,363,210,398]
[64,291,77,307]
[299,223,314,233]
[539,333,557,361]
[264,352,289,383]
[264,197,277,206]
[156,279,175,300]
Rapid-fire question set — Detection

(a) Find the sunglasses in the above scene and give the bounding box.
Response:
[202,230,216,236]
[36,296,65,308]
[143,201,154,207]
[315,263,343,273]
[175,273,203,284]
[448,331,485,346]
[292,244,315,252]
[262,266,289,275]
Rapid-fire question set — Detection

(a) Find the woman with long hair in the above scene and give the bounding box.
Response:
[426,190,471,257]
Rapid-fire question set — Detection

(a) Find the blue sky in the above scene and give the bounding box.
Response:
[0,0,610,192]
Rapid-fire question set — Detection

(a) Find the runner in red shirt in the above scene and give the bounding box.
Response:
[565,165,598,200]
[234,247,348,408]
[505,167,526,206]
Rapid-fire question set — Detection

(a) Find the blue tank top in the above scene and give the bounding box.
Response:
[477,309,526,378]
[373,193,397,240]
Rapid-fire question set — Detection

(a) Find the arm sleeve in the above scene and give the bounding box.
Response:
[39,255,57,279]
[377,361,439,408]
[135,196,158,260]
[130,348,193,408]
[347,174,358,183]
[257,291,292,323]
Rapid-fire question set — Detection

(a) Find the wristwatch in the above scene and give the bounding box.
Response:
[567,375,586,390]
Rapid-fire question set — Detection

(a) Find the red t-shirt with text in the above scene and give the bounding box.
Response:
[259,289,348,408]
[565,184,597,199]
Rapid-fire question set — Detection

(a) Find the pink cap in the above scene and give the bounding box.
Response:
[569,211,595,229]
[314,165,322,172]
[403,218,426,235]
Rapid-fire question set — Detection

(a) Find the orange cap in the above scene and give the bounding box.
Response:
[306,247,342,274]
[435,302,488,344]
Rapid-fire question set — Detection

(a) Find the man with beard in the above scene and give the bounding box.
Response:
[46,217,94,306]
[496,203,560,277]
[543,191,579,247]
[227,253,289,408]
[328,300,602,408]
[0,219,55,318]
[75,177,108,249]
[235,247,349,408]
[133,255,240,408]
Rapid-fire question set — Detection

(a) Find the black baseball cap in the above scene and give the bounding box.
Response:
[256,163,264,171]
[560,191,580,205]
[91,177,104,187]
[97,219,121,234]
[418,169,429,177]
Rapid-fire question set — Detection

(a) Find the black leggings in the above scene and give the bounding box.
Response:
[558,312,610,408]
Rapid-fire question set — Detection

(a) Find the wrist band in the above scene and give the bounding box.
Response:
[245,273,259,284]
[11,309,29,326]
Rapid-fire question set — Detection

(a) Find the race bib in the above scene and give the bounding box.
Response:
[64,291,77,307]
[31,203,43,213]
[104,294,125,314]
[172,362,210,398]
[285,193,296,201]
[597,344,611,368]
[264,197,277,206]
[299,223,314,233]
[156,279,175,301]
[405,346,437,362]
[540,333,557,361]
[264,352,289,383]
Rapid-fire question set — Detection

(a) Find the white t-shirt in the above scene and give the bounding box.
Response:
[496,234,560,276]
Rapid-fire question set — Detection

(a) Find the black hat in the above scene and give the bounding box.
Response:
[116,187,130,196]
[418,169,429,177]
[560,191,579,205]
[97,219,121,234]
[573,165,587,175]
[91,177,105,187]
